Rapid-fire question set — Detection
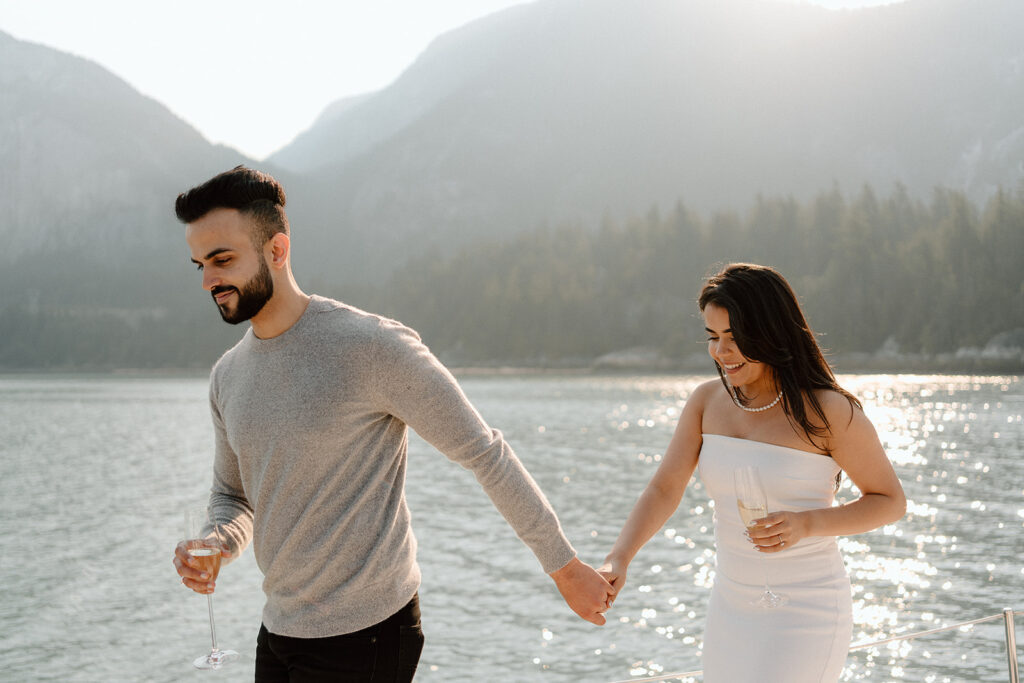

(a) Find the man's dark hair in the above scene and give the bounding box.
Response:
[175,166,289,246]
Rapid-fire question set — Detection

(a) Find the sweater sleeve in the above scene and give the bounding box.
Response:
[207,370,254,562]
[371,318,576,574]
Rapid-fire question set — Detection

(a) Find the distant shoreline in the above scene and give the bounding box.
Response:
[1,351,1022,377]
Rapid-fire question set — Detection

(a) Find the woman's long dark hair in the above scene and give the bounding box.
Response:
[698,263,860,452]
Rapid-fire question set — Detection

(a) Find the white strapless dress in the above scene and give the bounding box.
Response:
[697,434,853,682]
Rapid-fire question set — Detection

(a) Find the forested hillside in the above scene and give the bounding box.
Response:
[341,183,1024,369]
[2,0,1024,370]
[2,182,1021,370]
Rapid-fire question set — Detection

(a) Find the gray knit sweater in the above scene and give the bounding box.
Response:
[207,296,576,637]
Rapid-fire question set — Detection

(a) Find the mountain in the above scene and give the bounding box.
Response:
[268,0,1024,282]
[266,91,375,169]
[0,30,272,366]
[0,31,257,261]
[2,0,1023,368]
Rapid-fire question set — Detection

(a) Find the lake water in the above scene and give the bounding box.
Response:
[0,372,1021,682]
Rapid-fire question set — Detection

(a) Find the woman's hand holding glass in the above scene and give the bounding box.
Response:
[734,466,788,608]
[744,509,810,553]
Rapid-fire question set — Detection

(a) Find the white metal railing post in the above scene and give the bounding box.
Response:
[1005,608,1019,683]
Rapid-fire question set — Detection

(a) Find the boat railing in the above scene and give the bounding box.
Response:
[608,607,1020,683]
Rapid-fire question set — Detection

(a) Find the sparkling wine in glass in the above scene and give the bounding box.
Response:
[184,507,239,669]
[733,466,788,608]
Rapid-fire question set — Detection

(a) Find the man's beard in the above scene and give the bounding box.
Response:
[211,258,274,325]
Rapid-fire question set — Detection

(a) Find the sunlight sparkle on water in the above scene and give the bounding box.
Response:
[905,500,938,517]
[600,374,1024,680]
[849,555,937,588]
[3,373,1020,682]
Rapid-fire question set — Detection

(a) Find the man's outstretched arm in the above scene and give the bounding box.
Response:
[372,319,611,624]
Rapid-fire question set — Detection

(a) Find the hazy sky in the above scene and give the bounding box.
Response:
[1,0,903,160]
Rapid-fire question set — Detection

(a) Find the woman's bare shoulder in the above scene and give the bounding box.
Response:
[813,387,868,435]
[689,378,725,405]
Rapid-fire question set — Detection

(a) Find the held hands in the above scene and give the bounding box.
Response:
[596,557,625,611]
[549,557,615,625]
[173,540,231,594]
[746,510,810,553]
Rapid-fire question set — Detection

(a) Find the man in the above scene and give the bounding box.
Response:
[171,166,612,681]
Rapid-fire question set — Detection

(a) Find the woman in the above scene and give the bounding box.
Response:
[599,263,905,682]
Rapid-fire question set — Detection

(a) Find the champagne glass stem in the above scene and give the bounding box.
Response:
[756,553,786,607]
[207,594,219,653]
[185,507,238,669]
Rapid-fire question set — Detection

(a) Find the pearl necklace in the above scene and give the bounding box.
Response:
[732,390,783,413]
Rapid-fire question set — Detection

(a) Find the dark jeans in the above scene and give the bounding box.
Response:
[255,594,424,682]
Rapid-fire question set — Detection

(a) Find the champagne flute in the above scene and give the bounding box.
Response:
[733,466,788,608]
[184,507,239,669]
